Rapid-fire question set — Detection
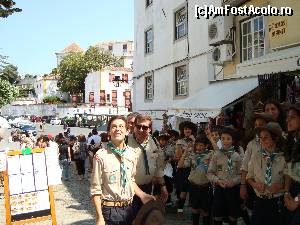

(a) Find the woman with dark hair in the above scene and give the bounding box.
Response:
[264,100,287,131]
[174,121,197,214]
[284,102,300,225]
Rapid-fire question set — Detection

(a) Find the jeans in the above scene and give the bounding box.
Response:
[60,159,70,180]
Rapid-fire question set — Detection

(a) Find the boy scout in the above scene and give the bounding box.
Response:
[90,115,155,225]
[127,114,168,217]
[247,122,286,225]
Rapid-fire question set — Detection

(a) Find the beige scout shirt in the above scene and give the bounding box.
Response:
[188,151,213,185]
[90,146,137,201]
[207,150,241,185]
[284,162,300,183]
[247,150,286,196]
[127,135,165,185]
[175,138,194,168]
[241,138,261,172]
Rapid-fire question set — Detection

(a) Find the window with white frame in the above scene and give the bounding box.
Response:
[146,0,153,7]
[241,16,265,62]
[175,65,188,96]
[145,28,153,54]
[145,74,153,100]
[175,7,187,40]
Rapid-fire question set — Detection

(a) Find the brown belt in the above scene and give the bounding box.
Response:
[190,182,210,188]
[101,199,132,207]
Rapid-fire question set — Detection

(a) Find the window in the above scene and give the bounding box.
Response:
[108,45,113,51]
[145,28,153,54]
[241,16,265,62]
[146,0,153,7]
[175,7,187,40]
[145,74,153,100]
[123,44,127,53]
[175,65,188,96]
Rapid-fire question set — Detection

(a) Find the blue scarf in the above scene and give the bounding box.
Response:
[261,148,278,186]
[107,142,127,188]
[194,149,210,172]
[220,146,235,173]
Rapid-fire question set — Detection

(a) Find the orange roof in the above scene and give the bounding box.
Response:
[43,75,57,80]
[60,43,83,53]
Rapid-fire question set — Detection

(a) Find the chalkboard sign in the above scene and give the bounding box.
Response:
[3,148,57,225]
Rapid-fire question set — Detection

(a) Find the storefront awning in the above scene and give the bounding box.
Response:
[168,77,258,120]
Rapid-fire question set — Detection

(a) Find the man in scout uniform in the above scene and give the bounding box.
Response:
[90,115,155,225]
[127,114,168,217]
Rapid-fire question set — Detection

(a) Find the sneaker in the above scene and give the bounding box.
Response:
[177,208,183,213]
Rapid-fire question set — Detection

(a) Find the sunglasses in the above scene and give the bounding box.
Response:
[135,124,150,131]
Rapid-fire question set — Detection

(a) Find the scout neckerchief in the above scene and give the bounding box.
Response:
[220,146,235,173]
[134,134,150,175]
[194,149,210,172]
[261,148,278,186]
[107,142,127,189]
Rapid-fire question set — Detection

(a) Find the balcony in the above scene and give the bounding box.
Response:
[222,0,249,7]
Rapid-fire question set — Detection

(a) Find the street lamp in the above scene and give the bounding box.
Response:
[112,76,126,87]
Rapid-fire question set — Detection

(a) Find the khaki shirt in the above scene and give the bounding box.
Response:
[284,162,300,183]
[188,151,213,185]
[207,150,241,185]
[175,138,193,168]
[247,150,286,196]
[241,138,261,172]
[127,135,164,185]
[90,146,137,201]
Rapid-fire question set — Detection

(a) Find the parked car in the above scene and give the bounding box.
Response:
[64,117,77,127]
[19,124,37,136]
[50,118,61,125]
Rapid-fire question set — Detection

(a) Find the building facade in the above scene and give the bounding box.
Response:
[55,43,84,66]
[94,40,134,68]
[84,67,133,113]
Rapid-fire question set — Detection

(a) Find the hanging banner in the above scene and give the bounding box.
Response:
[100,90,106,106]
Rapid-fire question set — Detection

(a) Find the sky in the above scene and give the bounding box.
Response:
[0,0,133,76]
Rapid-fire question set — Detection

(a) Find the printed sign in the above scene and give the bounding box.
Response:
[269,19,287,39]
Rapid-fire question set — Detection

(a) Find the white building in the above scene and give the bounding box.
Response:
[34,75,66,103]
[84,66,133,113]
[94,40,134,69]
[133,0,259,130]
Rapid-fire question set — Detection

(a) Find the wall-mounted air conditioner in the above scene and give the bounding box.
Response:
[211,44,233,65]
[208,15,233,46]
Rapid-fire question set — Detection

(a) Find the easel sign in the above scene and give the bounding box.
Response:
[2,148,57,225]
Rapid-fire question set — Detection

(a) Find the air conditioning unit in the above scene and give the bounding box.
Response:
[208,15,233,46]
[211,44,233,65]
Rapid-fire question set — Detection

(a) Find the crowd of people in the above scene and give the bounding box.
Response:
[1,99,300,225]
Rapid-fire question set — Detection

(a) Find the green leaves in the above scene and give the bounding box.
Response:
[57,46,119,95]
[0,0,22,18]
[43,96,63,104]
[0,63,20,84]
[0,79,19,107]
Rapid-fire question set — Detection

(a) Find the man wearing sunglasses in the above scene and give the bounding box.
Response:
[127,114,168,218]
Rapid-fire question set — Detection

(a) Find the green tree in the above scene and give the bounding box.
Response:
[0,0,22,18]
[57,46,118,96]
[0,63,20,84]
[0,79,19,107]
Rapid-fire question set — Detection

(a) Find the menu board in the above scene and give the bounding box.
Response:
[4,149,57,223]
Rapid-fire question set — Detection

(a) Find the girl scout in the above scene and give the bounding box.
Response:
[284,103,300,225]
[90,115,155,225]
[207,127,242,225]
[185,136,213,225]
[247,122,286,225]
